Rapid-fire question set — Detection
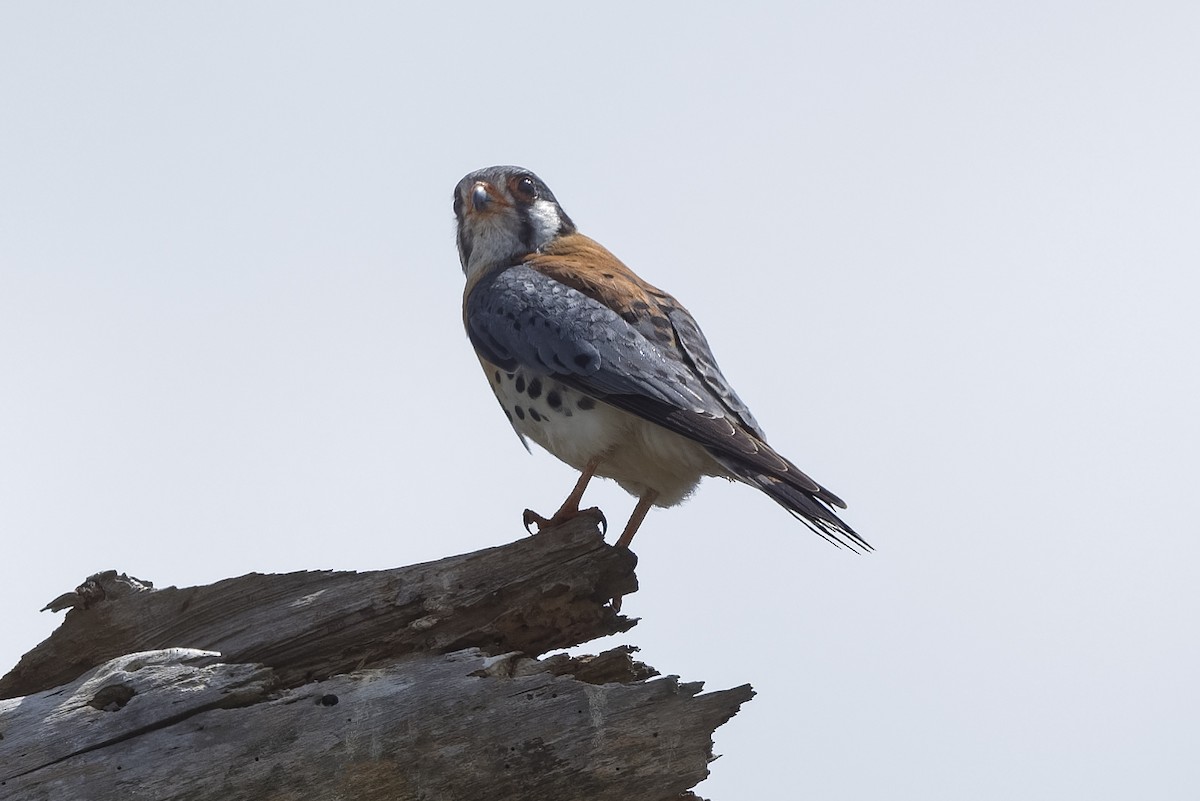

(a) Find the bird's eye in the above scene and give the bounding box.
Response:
[514,176,538,200]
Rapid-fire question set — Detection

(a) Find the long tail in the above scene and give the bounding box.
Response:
[715,455,872,553]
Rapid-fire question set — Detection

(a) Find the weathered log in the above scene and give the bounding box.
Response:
[0,520,754,800]
[0,517,637,700]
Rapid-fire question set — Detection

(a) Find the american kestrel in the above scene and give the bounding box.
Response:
[455,166,868,552]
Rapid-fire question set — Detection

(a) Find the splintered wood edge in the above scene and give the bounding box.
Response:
[0,647,755,801]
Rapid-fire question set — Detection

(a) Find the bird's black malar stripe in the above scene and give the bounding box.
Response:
[515,204,536,252]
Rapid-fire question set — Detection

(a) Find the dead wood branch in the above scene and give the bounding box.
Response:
[0,519,753,800]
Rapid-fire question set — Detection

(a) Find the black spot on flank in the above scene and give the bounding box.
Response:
[620,311,638,324]
[493,370,501,384]
[515,375,526,393]
[546,390,562,409]
[506,372,515,381]
[650,315,672,329]
[574,354,593,369]
[654,368,672,380]
[577,397,596,410]
[602,272,615,279]
[514,406,526,420]
[632,301,651,312]
[528,408,543,422]
[527,378,542,399]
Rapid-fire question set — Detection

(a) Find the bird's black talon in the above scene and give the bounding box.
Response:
[522,509,547,535]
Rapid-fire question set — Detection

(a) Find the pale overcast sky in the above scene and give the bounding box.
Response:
[2,3,1198,798]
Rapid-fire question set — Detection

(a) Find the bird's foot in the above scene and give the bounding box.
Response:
[522,506,607,536]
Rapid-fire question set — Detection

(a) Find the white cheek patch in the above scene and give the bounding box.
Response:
[527,199,563,245]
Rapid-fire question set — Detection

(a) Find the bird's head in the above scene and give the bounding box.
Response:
[453,166,576,279]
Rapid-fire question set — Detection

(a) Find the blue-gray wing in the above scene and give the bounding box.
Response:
[662,302,766,439]
[466,265,726,417]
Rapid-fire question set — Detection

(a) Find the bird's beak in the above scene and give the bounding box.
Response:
[471,182,493,214]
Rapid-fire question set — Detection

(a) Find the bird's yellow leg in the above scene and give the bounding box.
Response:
[523,455,607,534]
[615,489,658,549]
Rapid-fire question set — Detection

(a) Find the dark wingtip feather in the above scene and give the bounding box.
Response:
[787,507,873,553]
[719,460,871,552]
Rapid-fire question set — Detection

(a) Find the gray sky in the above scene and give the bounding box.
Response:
[2,3,1198,798]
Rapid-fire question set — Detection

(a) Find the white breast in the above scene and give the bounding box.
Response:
[482,363,729,506]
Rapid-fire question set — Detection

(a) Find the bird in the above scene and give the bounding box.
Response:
[455,165,868,552]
